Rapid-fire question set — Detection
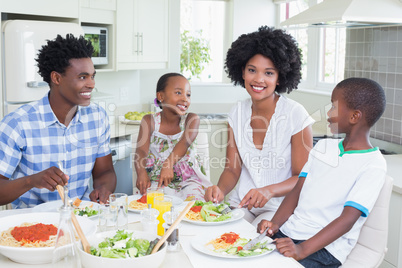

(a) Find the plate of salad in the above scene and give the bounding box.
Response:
[191,231,275,259]
[183,201,244,225]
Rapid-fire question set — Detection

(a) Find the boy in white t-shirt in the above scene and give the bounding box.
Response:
[257,77,387,267]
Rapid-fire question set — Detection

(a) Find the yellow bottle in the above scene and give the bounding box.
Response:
[154,196,172,236]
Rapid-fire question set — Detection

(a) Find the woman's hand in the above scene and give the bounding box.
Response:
[136,175,151,195]
[275,238,306,261]
[158,166,174,187]
[204,185,225,203]
[238,187,273,210]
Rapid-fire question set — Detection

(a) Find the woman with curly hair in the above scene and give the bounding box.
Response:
[205,26,314,225]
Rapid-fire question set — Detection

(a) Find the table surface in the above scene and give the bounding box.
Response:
[0,205,303,268]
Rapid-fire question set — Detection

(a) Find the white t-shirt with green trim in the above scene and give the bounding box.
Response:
[280,138,386,263]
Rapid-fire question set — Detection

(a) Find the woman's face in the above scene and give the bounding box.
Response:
[242,54,279,102]
[157,76,191,116]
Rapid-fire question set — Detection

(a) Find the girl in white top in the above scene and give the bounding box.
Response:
[205,26,314,225]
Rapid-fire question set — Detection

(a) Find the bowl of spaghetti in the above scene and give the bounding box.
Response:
[0,212,97,264]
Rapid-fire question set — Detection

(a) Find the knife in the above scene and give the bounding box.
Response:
[243,229,269,250]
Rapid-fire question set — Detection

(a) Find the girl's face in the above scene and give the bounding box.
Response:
[157,76,191,116]
[242,54,279,101]
[327,87,353,134]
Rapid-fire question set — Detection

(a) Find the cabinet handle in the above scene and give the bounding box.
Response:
[140,33,143,55]
[134,32,139,55]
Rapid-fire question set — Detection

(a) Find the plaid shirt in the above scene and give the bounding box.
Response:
[0,94,111,208]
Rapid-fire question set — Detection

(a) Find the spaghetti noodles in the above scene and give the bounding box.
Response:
[185,210,204,222]
[129,195,148,210]
[206,232,240,250]
[0,222,58,248]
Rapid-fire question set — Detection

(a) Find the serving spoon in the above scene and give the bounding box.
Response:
[56,185,91,253]
[150,200,195,254]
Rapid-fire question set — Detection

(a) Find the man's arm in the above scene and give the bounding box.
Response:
[90,154,116,204]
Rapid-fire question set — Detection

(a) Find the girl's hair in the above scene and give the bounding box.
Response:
[36,34,94,84]
[225,26,302,94]
[155,72,186,108]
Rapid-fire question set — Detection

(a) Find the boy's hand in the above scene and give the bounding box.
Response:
[239,188,272,210]
[257,219,279,236]
[158,166,173,187]
[136,176,151,195]
[204,185,224,203]
[275,238,306,261]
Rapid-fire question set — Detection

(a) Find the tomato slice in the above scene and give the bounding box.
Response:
[220,232,240,244]
[137,195,147,203]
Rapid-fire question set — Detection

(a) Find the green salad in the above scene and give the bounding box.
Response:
[90,230,159,259]
[191,201,232,222]
[74,206,98,217]
[210,232,274,257]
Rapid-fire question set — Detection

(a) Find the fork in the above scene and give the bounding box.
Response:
[57,161,73,207]
[215,203,231,215]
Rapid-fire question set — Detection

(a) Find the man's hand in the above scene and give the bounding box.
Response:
[28,166,69,191]
[90,186,112,204]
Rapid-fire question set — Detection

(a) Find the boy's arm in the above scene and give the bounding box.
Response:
[134,114,153,194]
[277,206,362,260]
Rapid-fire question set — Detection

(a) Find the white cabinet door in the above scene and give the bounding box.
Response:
[116,0,169,70]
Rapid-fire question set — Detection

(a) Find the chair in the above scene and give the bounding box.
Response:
[341,175,393,268]
[132,132,211,194]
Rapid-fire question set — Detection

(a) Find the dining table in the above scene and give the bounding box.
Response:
[0,203,303,268]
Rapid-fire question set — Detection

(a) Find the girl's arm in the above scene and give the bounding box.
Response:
[239,125,313,209]
[275,206,361,261]
[158,113,200,187]
[134,114,153,194]
[204,124,242,203]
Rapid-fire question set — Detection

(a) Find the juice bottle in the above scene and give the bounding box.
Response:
[154,196,172,236]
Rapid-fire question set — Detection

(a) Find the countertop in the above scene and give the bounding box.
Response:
[383,154,402,195]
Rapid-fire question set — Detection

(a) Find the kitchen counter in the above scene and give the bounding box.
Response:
[383,154,402,194]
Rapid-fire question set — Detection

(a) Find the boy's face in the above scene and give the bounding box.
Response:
[327,87,353,134]
[56,57,95,107]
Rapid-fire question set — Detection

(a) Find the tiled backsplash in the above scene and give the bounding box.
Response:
[344,25,402,145]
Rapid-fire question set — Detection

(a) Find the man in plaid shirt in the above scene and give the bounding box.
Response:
[0,34,116,208]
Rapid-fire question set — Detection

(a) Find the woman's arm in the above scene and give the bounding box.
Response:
[134,114,153,194]
[158,113,200,187]
[204,124,242,203]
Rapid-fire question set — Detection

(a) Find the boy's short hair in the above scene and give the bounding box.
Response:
[225,26,302,94]
[336,77,386,127]
[36,34,94,84]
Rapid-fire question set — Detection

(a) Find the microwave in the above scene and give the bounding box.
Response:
[82,26,108,65]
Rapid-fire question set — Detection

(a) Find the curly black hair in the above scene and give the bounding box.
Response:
[35,34,94,84]
[155,72,186,108]
[225,26,302,94]
[336,78,386,127]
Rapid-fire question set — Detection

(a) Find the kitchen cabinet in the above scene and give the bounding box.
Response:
[116,0,169,70]
[80,0,116,10]
[1,0,79,19]
[199,121,228,185]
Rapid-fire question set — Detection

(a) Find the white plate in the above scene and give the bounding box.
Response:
[182,209,244,226]
[191,231,275,259]
[127,194,184,213]
[0,212,97,264]
[119,118,141,125]
[32,200,100,219]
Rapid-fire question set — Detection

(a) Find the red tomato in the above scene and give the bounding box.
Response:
[190,206,203,213]
[237,246,243,251]
[220,232,240,244]
[137,195,147,203]
[11,223,58,242]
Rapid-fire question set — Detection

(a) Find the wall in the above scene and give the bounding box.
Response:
[344,25,402,145]
[139,0,277,112]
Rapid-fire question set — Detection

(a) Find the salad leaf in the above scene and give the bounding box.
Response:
[74,206,98,217]
[132,239,150,255]
[200,204,232,222]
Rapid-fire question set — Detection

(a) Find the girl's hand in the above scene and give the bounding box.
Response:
[158,166,174,187]
[275,238,306,261]
[257,219,279,237]
[239,187,273,210]
[136,175,151,195]
[204,185,225,203]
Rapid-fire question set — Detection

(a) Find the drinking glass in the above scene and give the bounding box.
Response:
[146,186,164,208]
[154,196,172,236]
[140,204,159,236]
[98,204,117,232]
[109,193,128,230]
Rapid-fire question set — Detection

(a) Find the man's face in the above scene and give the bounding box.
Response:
[57,57,95,107]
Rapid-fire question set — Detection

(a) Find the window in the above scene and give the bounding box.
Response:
[180,0,231,83]
[279,0,346,91]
